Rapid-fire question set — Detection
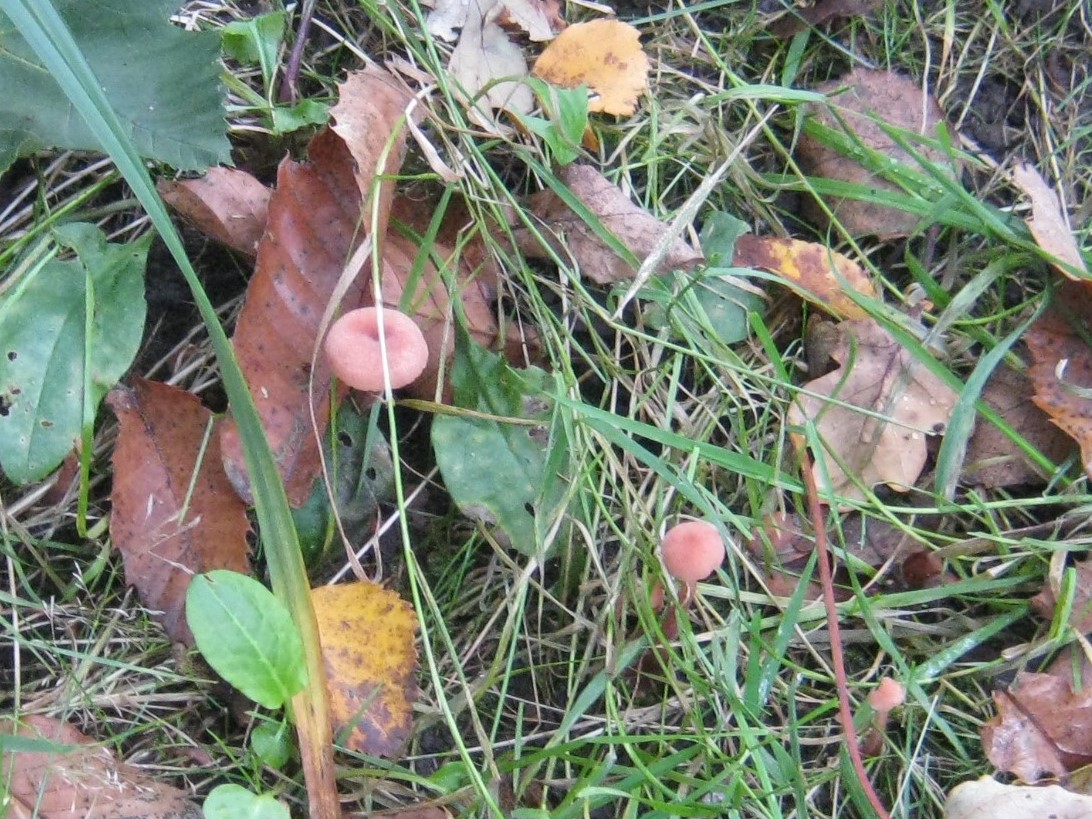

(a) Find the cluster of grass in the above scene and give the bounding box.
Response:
[2,0,1090,817]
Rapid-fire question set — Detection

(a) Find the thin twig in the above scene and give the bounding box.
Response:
[793,433,892,819]
[280,0,316,103]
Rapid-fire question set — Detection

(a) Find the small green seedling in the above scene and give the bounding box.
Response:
[516,77,589,165]
[203,784,290,819]
[220,11,328,134]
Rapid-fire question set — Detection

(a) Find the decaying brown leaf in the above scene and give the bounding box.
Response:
[514,164,703,284]
[732,234,879,319]
[1011,162,1089,278]
[1,715,199,818]
[1030,555,1092,634]
[769,0,883,38]
[159,167,270,257]
[797,68,957,239]
[788,318,958,504]
[964,364,1075,488]
[945,776,1092,819]
[312,581,418,756]
[1025,281,1092,480]
[532,20,649,116]
[425,0,563,42]
[108,378,250,646]
[449,6,534,120]
[219,67,413,506]
[982,671,1092,782]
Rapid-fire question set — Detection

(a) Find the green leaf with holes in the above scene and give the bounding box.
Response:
[0,223,147,484]
[432,329,572,557]
[187,570,306,710]
[0,0,230,174]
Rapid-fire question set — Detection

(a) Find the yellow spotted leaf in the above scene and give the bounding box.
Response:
[733,234,878,319]
[312,581,418,756]
[531,20,649,116]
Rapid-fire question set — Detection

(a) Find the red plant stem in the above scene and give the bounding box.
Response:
[280,0,316,104]
[794,434,891,819]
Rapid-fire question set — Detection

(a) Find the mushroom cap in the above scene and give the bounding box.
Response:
[867,677,906,713]
[661,520,725,583]
[324,306,429,392]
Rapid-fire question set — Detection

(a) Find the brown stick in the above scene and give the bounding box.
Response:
[793,433,891,819]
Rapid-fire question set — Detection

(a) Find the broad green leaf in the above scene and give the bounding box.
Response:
[249,721,292,770]
[203,784,290,819]
[186,570,307,710]
[0,223,147,484]
[222,11,285,88]
[432,331,571,557]
[0,0,230,174]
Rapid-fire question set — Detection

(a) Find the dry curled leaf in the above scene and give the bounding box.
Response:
[448,1,534,121]
[982,671,1092,782]
[425,0,563,42]
[159,167,270,257]
[798,67,956,239]
[963,364,1075,488]
[514,164,702,284]
[1025,281,1092,480]
[788,318,958,504]
[219,67,412,505]
[732,234,879,319]
[108,378,250,646]
[1011,162,1088,278]
[944,776,1092,819]
[532,19,649,116]
[1,715,200,819]
[312,581,418,757]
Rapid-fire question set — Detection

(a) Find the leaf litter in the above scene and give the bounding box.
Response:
[789,317,958,504]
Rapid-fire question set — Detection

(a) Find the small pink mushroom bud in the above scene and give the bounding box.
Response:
[661,520,725,605]
[324,306,429,392]
[861,676,906,755]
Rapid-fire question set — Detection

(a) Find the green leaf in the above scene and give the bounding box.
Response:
[644,211,762,347]
[0,0,230,174]
[432,332,571,557]
[0,223,147,483]
[249,721,293,770]
[203,784,290,819]
[186,570,307,710]
[221,11,285,88]
[270,99,330,133]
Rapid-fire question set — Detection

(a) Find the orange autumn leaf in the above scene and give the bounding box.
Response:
[733,234,879,319]
[159,166,271,258]
[532,20,649,116]
[312,581,418,756]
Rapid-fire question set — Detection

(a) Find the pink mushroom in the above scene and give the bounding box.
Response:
[323,306,429,392]
[861,676,906,755]
[661,520,725,606]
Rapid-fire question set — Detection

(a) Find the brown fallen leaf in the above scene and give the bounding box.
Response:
[0,714,200,818]
[514,164,703,284]
[532,19,649,117]
[380,231,524,401]
[944,776,1092,819]
[312,581,418,756]
[788,318,958,504]
[425,0,563,42]
[769,0,883,38]
[798,68,957,239]
[1030,555,1092,634]
[963,364,1076,488]
[732,234,879,320]
[219,67,413,506]
[159,167,271,258]
[982,671,1092,782]
[1025,280,1092,480]
[108,378,250,646]
[447,0,534,123]
[1011,162,1089,278]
